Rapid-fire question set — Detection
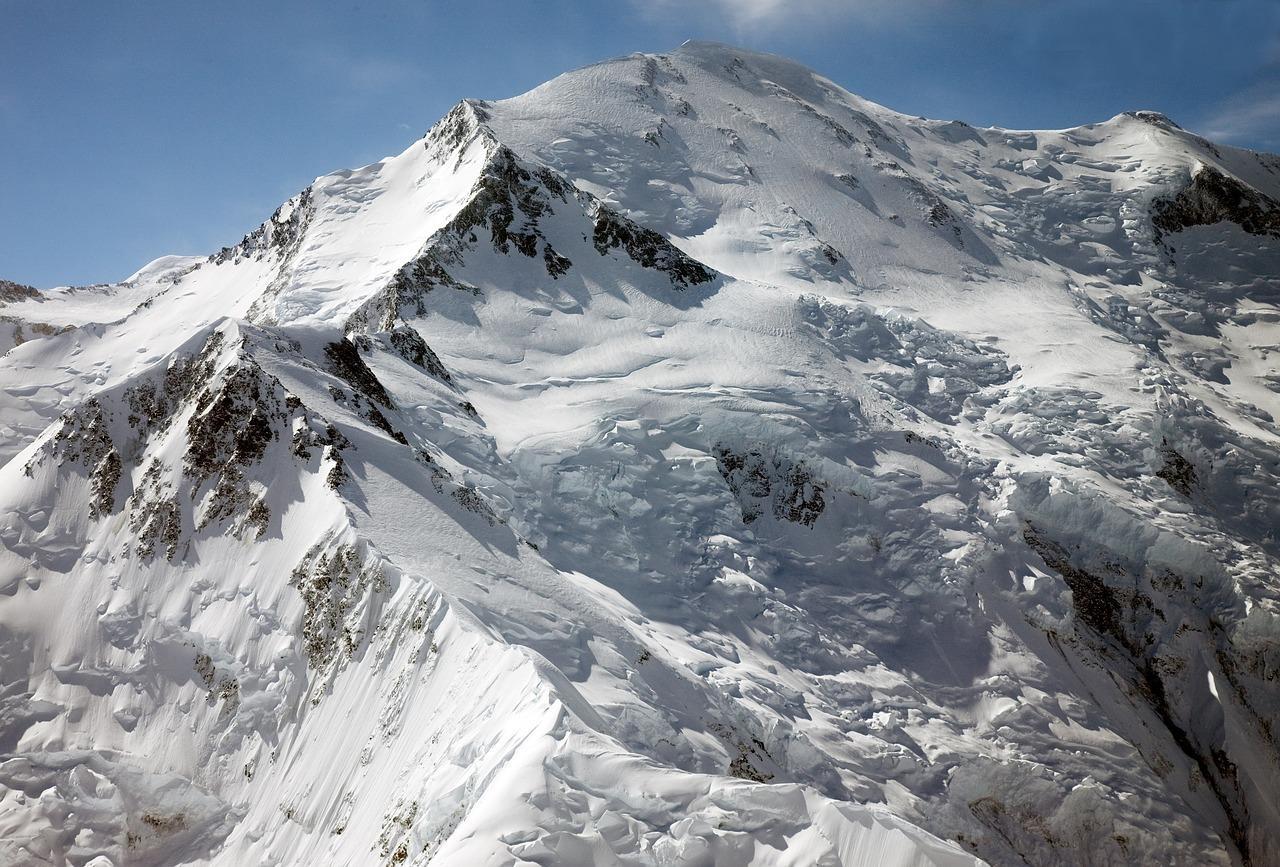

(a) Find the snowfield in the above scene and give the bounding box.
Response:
[3,41,1280,866]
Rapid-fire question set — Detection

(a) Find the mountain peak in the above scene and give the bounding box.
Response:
[2,43,1279,867]
[1124,109,1182,129]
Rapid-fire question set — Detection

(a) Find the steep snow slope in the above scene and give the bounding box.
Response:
[3,41,1280,866]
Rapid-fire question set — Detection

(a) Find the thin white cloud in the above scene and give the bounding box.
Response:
[341,56,424,91]
[290,43,426,94]
[1203,82,1280,149]
[694,0,834,26]
[637,0,898,30]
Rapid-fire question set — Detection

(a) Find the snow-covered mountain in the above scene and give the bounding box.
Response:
[3,40,1280,866]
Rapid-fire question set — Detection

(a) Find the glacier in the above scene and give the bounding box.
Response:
[2,41,1280,865]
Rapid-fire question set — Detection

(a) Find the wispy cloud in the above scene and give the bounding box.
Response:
[339,55,425,91]
[1202,81,1280,150]
[636,0,907,31]
[687,0,840,26]
[290,43,427,94]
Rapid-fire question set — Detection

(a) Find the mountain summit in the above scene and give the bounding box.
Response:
[3,42,1280,866]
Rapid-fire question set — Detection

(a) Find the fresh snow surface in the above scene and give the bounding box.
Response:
[3,41,1280,866]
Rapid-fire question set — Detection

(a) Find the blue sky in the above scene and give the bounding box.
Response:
[4,0,1278,288]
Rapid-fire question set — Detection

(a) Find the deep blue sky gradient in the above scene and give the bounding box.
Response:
[4,0,1278,287]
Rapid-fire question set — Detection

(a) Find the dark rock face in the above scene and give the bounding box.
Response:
[387,327,452,383]
[1022,522,1270,866]
[542,243,572,278]
[0,275,69,353]
[184,363,287,530]
[1022,526,1128,645]
[289,544,388,671]
[1127,110,1183,130]
[876,161,968,247]
[352,119,719,334]
[1156,443,1198,497]
[0,279,40,303]
[44,397,121,519]
[452,146,567,261]
[129,333,297,553]
[28,329,359,562]
[1152,166,1280,242]
[592,206,716,288]
[213,188,314,265]
[713,444,826,526]
[324,338,409,444]
[349,145,575,331]
[324,339,395,408]
[444,483,499,526]
[361,249,479,332]
[425,100,489,155]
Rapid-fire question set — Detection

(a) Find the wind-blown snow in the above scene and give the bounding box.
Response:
[3,40,1280,866]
